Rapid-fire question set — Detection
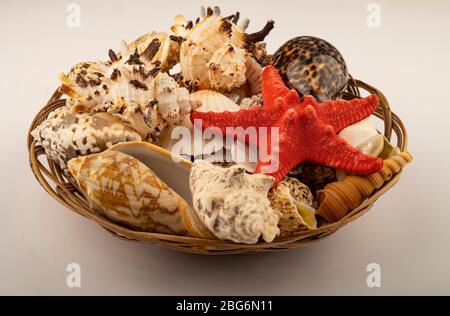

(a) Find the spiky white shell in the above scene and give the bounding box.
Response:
[171,7,271,93]
[59,40,199,142]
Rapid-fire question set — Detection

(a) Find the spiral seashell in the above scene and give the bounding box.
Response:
[316,151,413,222]
[189,159,281,244]
[269,177,317,237]
[171,6,273,92]
[58,39,199,142]
[68,150,191,235]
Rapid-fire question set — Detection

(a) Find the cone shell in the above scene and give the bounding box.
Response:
[31,107,142,168]
[268,177,317,237]
[68,150,189,234]
[317,151,413,222]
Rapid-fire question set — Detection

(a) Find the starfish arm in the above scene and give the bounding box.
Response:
[262,65,301,108]
[190,106,266,133]
[305,94,379,132]
[255,109,305,185]
[300,106,384,175]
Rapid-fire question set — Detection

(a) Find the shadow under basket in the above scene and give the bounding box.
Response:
[28,77,411,255]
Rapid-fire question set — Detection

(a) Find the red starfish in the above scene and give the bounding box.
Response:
[191,66,384,185]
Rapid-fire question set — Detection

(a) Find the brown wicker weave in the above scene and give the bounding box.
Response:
[27,78,410,255]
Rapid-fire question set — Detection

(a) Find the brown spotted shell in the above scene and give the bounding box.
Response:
[271,36,348,102]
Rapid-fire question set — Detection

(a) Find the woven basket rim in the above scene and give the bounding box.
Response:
[27,77,409,254]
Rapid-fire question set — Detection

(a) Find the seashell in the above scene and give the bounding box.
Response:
[268,177,317,237]
[271,36,349,102]
[68,150,187,234]
[239,94,263,109]
[127,31,181,72]
[158,90,240,157]
[59,40,199,142]
[245,56,263,95]
[189,159,281,244]
[336,118,384,180]
[68,145,214,238]
[108,141,215,238]
[31,107,142,168]
[171,6,273,92]
[192,90,241,112]
[338,118,384,157]
[316,152,413,222]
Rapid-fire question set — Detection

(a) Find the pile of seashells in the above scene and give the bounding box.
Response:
[32,7,406,244]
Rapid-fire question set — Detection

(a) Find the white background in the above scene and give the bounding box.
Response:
[1,0,449,295]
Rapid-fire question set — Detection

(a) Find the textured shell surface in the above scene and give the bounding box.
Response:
[31,107,142,168]
[271,36,349,102]
[127,31,181,72]
[59,40,199,142]
[68,150,188,234]
[171,6,273,92]
[269,177,317,237]
[189,159,281,244]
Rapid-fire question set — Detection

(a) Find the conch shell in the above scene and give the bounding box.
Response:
[269,177,317,237]
[59,39,199,142]
[31,107,141,168]
[189,159,281,244]
[317,151,413,222]
[68,150,189,234]
[171,6,273,92]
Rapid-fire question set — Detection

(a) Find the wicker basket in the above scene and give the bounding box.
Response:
[27,78,410,255]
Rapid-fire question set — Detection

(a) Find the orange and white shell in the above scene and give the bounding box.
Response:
[59,40,199,142]
[68,150,189,234]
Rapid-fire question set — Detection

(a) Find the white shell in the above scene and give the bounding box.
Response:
[68,150,188,234]
[171,7,271,92]
[31,107,142,168]
[337,118,384,180]
[59,40,199,142]
[192,90,241,112]
[189,160,281,244]
[339,118,384,156]
[158,90,240,157]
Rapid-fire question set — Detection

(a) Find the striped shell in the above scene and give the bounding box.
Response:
[59,39,199,142]
[317,152,413,222]
[68,150,189,234]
